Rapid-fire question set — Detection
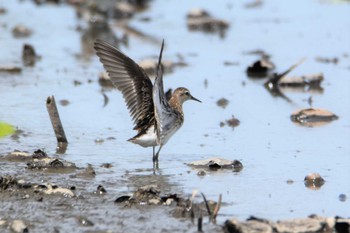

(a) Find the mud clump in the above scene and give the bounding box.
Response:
[188,158,243,172]
[223,215,348,233]
[0,175,75,197]
[114,185,219,219]
[304,173,325,190]
[291,108,338,127]
[187,8,229,36]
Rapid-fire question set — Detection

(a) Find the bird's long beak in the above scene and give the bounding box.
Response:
[190,95,202,103]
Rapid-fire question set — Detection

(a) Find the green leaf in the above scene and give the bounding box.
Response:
[0,122,15,138]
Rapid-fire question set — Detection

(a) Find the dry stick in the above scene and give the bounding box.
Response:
[211,194,222,222]
[46,96,68,144]
[200,193,212,218]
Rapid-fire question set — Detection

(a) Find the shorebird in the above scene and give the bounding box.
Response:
[94,40,201,165]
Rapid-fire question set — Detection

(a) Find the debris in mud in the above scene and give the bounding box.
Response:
[246,57,275,78]
[291,108,338,127]
[264,59,325,101]
[276,73,324,89]
[77,216,94,226]
[315,56,338,64]
[0,175,75,197]
[217,98,229,109]
[187,8,229,37]
[27,157,76,170]
[10,220,28,233]
[114,184,220,220]
[223,215,341,233]
[75,164,96,178]
[338,194,347,202]
[59,99,70,106]
[221,116,240,129]
[12,24,32,38]
[3,149,47,161]
[22,44,38,66]
[304,173,325,190]
[0,65,22,73]
[95,185,107,195]
[100,163,112,168]
[37,183,75,197]
[187,158,243,171]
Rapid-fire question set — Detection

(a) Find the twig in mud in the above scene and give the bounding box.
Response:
[211,194,222,223]
[266,58,306,86]
[200,192,212,218]
[46,96,68,144]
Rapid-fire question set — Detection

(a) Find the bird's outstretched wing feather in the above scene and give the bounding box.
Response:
[94,40,155,134]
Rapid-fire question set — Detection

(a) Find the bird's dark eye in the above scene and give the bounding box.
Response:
[185,91,190,96]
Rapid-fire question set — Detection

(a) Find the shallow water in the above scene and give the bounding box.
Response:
[1,0,350,231]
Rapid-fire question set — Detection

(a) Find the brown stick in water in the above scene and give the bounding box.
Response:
[46,96,68,144]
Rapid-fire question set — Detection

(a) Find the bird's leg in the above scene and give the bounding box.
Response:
[152,145,162,168]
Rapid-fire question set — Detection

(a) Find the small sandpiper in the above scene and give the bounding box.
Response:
[94,40,201,165]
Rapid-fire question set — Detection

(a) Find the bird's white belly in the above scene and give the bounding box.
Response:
[130,126,158,148]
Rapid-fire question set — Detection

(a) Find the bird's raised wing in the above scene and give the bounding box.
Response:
[94,40,155,134]
[152,40,178,144]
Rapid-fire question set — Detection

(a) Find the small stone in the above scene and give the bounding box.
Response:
[165,198,174,206]
[11,220,28,233]
[100,163,112,168]
[246,58,275,78]
[338,194,347,202]
[197,170,206,176]
[96,185,107,194]
[12,24,32,38]
[41,184,75,197]
[59,99,70,106]
[78,217,94,226]
[304,173,325,190]
[286,179,294,184]
[148,198,161,205]
[22,44,37,66]
[291,108,338,127]
[94,138,104,144]
[217,98,229,109]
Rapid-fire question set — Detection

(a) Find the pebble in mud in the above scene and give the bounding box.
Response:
[338,194,347,202]
[59,99,70,106]
[304,173,325,190]
[22,44,38,66]
[12,24,32,38]
[11,220,28,233]
[187,8,229,35]
[197,170,206,176]
[217,98,229,109]
[291,108,338,127]
[76,164,96,178]
[188,158,243,171]
[95,185,107,195]
[77,217,94,227]
[246,57,275,78]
